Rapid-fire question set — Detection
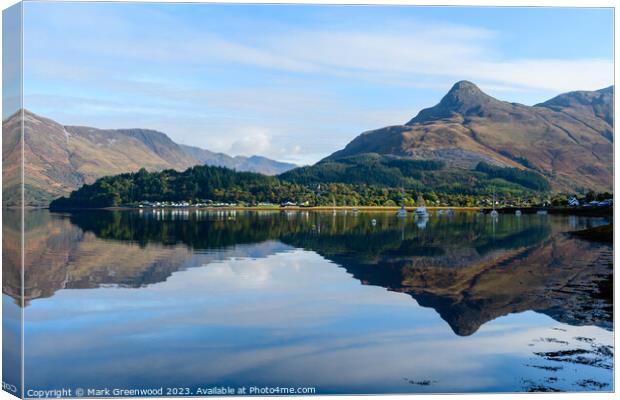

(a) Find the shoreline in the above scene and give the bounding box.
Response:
[51,205,477,212]
[44,205,613,217]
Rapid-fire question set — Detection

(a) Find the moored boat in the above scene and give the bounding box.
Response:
[397,206,407,218]
[490,190,498,218]
[415,206,429,217]
[414,194,429,218]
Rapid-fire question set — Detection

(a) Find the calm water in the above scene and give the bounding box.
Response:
[2,209,613,395]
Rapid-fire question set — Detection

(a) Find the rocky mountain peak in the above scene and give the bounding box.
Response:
[407,80,500,124]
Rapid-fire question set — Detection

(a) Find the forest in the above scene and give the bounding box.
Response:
[49,156,560,210]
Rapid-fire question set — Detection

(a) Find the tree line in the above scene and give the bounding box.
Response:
[49,156,569,210]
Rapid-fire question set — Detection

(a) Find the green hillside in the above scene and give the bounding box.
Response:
[280,153,550,194]
[50,157,551,210]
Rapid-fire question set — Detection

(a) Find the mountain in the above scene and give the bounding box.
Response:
[325,81,613,192]
[2,110,296,207]
[179,144,296,175]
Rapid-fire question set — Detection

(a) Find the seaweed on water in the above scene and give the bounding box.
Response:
[534,349,590,358]
[535,337,569,345]
[527,385,561,392]
[525,338,613,391]
[533,347,612,370]
[403,378,436,386]
[575,379,609,390]
[574,336,595,343]
[525,364,563,372]
[521,379,562,392]
[592,344,613,358]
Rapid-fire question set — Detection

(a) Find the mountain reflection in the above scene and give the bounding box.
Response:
[3,209,612,336]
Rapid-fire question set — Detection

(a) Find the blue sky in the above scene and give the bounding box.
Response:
[19,3,614,165]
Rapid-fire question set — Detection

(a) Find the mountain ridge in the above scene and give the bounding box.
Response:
[178,144,296,175]
[2,109,297,206]
[326,81,613,192]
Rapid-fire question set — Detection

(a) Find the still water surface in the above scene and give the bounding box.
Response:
[3,210,613,394]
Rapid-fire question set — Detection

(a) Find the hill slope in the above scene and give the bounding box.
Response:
[326,81,613,192]
[2,110,296,206]
[179,144,296,175]
[279,152,551,194]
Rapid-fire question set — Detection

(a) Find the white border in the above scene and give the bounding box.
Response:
[0,2,616,400]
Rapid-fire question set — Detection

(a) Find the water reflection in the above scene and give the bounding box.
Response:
[4,210,611,334]
[2,209,613,393]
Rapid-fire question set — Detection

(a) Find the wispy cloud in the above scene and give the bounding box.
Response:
[25,6,612,93]
[22,4,613,163]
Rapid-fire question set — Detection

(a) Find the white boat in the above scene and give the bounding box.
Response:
[537,210,548,215]
[371,218,377,226]
[437,209,444,216]
[490,190,498,218]
[515,209,522,216]
[414,206,428,217]
[414,194,429,218]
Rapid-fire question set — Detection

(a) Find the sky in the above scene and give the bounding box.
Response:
[16,3,615,165]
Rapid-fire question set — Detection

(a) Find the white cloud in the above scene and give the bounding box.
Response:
[228,127,273,156]
[225,127,309,162]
